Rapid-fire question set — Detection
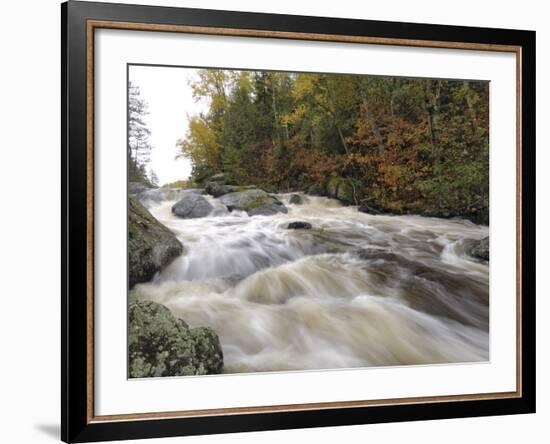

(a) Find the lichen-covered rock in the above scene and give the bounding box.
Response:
[189,327,224,374]
[172,193,214,219]
[289,194,303,205]
[128,300,223,378]
[467,236,489,261]
[128,197,183,288]
[218,189,287,216]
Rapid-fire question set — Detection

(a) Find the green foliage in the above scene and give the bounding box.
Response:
[177,69,489,223]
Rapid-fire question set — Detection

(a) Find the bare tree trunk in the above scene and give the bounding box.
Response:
[335,123,350,155]
[271,77,280,147]
[463,81,479,134]
[361,94,384,154]
[324,80,350,155]
[425,80,441,152]
[346,177,359,205]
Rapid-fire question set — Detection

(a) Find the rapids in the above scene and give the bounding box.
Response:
[130,191,489,373]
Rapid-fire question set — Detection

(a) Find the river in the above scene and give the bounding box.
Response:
[131,190,489,373]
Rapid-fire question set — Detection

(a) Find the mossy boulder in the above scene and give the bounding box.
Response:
[218,189,287,216]
[467,236,489,261]
[128,300,223,378]
[128,197,183,288]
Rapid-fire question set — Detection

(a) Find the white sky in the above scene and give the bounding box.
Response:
[129,65,207,186]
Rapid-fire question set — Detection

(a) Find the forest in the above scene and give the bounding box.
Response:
[177,70,489,224]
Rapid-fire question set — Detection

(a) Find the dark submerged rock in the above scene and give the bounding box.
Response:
[467,237,489,261]
[355,248,489,329]
[357,203,383,215]
[287,221,312,230]
[172,193,214,219]
[128,300,223,378]
[289,194,303,205]
[128,197,183,288]
[218,189,287,216]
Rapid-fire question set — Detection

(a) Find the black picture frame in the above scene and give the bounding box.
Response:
[61,1,536,442]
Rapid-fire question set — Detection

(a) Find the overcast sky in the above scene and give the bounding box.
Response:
[129,65,207,186]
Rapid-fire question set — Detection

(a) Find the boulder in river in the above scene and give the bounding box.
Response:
[128,197,183,288]
[467,236,489,261]
[172,193,214,219]
[128,300,223,378]
[218,189,288,216]
[289,194,303,205]
[287,221,312,229]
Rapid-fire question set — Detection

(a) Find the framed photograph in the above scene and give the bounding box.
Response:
[61,1,535,442]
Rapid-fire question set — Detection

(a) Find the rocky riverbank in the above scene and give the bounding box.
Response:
[128,193,224,378]
[304,176,489,226]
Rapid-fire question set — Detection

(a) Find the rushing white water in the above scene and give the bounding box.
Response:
[131,191,489,373]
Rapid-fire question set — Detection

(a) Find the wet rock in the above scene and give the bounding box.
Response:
[128,197,183,288]
[287,221,312,229]
[205,182,233,197]
[467,237,489,261]
[289,194,303,205]
[128,300,223,378]
[306,183,326,196]
[358,200,384,215]
[205,182,256,197]
[218,189,287,216]
[172,193,214,219]
[468,208,489,226]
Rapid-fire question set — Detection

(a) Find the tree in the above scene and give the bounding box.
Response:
[148,168,159,187]
[178,68,489,223]
[128,82,152,183]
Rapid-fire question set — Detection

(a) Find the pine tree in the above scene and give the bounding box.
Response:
[128,82,152,183]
